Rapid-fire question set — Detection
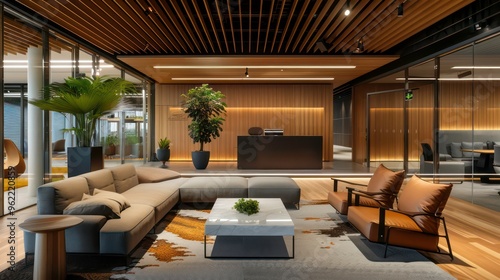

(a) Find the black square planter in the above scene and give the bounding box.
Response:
[67,146,104,177]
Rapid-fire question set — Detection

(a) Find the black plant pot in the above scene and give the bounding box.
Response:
[67,146,104,177]
[157,148,171,168]
[192,151,210,170]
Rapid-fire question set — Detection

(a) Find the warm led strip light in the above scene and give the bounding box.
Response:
[154,65,355,69]
[452,66,500,69]
[172,77,334,81]
[395,77,500,81]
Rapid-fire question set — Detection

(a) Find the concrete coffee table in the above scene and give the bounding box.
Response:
[204,198,294,258]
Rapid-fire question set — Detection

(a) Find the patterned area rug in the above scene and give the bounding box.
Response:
[1,204,455,280]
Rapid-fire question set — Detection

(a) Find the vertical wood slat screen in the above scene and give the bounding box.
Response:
[439,80,500,130]
[155,84,333,161]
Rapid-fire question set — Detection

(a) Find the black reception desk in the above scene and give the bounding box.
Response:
[237,136,323,169]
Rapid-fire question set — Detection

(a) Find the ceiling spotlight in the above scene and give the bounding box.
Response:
[144,6,154,16]
[397,3,404,17]
[344,0,351,16]
[245,67,249,78]
[354,38,364,53]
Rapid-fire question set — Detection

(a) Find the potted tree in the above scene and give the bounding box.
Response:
[156,137,171,168]
[181,84,226,169]
[29,75,136,176]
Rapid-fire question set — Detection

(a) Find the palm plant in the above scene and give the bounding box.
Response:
[158,137,171,149]
[29,75,136,147]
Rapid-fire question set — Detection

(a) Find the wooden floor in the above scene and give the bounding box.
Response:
[1,178,499,279]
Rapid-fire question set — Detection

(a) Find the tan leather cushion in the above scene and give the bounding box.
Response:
[328,191,381,215]
[398,175,453,233]
[47,176,90,214]
[365,164,405,207]
[80,169,116,194]
[110,164,140,193]
[348,206,439,251]
[135,167,181,183]
[92,188,131,211]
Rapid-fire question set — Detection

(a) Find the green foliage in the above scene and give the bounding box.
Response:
[233,198,260,215]
[125,133,140,145]
[105,132,119,147]
[158,137,171,149]
[29,75,136,147]
[181,84,227,151]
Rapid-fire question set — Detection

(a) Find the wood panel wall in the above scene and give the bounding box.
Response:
[352,80,500,164]
[439,80,500,129]
[155,84,333,161]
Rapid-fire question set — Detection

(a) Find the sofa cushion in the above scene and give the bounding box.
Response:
[99,204,155,255]
[397,175,452,233]
[461,141,484,158]
[93,188,131,211]
[40,176,90,214]
[110,164,140,193]
[121,179,185,222]
[80,169,116,194]
[181,176,248,203]
[63,194,122,219]
[135,167,181,183]
[449,142,463,158]
[365,164,405,208]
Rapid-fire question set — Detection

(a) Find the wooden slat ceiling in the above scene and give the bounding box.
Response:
[12,0,474,86]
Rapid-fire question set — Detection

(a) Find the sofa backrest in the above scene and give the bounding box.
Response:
[38,176,90,214]
[79,169,117,194]
[110,164,140,193]
[438,130,500,157]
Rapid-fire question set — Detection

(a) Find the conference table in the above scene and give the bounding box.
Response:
[461,148,496,183]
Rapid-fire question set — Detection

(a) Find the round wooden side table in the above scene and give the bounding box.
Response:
[20,215,83,280]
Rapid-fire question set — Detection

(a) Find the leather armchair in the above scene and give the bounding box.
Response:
[347,175,454,259]
[328,164,405,215]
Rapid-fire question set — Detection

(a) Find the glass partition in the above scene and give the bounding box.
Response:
[366,70,406,170]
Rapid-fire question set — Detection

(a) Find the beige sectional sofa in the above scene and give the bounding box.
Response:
[24,164,300,260]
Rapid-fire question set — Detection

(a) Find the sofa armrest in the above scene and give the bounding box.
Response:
[135,167,181,183]
[24,215,106,254]
[37,187,56,214]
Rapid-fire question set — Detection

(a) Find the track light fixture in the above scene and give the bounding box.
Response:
[397,3,404,17]
[344,0,350,16]
[354,38,364,53]
[144,6,154,16]
[245,67,249,78]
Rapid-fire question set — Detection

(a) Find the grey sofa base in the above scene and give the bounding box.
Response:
[179,176,301,209]
[248,177,301,209]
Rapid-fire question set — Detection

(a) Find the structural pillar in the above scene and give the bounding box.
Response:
[27,47,44,196]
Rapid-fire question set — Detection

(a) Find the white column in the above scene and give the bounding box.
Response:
[27,47,44,197]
